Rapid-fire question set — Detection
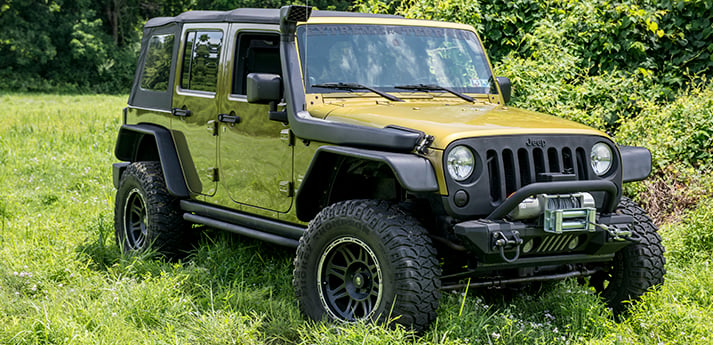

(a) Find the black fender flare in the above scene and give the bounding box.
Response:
[295,146,439,221]
[619,146,652,183]
[114,124,190,198]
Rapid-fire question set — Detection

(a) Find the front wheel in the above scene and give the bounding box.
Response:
[590,197,666,315]
[293,200,441,331]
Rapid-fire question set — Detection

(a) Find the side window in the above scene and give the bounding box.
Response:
[140,34,175,91]
[180,30,223,92]
[232,33,281,95]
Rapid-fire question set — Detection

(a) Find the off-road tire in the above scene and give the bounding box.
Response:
[114,161,188,257]
[593,196,666,315]
[293,199,441,331]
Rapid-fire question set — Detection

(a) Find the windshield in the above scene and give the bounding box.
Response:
[297,24,495,95]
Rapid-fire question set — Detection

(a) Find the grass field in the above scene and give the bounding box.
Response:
[1,94,712,344]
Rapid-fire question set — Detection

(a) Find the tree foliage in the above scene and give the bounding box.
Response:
[0,0,350,93]
[1,0,711,95]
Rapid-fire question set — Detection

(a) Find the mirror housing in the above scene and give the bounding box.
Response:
[496,76,512,105]
[247,73,282,104]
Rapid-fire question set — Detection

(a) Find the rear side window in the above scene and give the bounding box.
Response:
[140,34,175,91]
[180,31,223,92]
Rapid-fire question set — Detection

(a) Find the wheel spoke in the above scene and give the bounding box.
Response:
[338,246,358,264]
[359,300,370,318]
[326,262,347,281]
[367,262,378,275]
[350,299,359,316]
[344,298,355,319]
[328,284,349,300]
[357,246,368,263]
[130,200,143,216]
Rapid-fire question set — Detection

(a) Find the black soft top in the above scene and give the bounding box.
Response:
[145,8,401,28]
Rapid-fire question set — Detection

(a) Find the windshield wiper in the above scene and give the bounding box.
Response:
[395,84,474,102]
[312,82,404,102]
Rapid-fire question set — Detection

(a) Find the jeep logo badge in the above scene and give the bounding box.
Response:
[526,138,547,147]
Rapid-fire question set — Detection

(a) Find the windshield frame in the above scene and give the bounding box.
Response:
[296,22,497,97]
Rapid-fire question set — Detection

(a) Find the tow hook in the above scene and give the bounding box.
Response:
[589,222,639,242]
[493,231,523,263]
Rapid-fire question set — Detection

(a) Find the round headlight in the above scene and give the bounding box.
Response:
[447,146,475,181]
[590,142,613,176]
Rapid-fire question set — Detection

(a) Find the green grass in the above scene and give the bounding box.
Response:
[1,94,712,344]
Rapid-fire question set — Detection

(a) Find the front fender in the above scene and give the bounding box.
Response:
[295,146,438,221]
[620,146,652,183]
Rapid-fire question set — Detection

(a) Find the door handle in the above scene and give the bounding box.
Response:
[172,108,192,117]
[218,112,241,124]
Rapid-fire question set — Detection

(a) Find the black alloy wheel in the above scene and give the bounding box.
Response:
[123,187,149,250]
[318,236,383,321]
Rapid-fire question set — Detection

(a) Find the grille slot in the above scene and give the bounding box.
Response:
[487,145,588,203]
[535,234,576,253]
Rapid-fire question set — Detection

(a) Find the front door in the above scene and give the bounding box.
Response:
[171,24,227,196]
[218,28,293,212]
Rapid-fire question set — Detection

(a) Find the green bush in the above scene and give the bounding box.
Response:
[618,83,713,171]
[663,198,713,266]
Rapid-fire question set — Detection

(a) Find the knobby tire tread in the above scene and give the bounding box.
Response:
[293,199,441,331]
[603,196,666,314]
[115,161,187,257]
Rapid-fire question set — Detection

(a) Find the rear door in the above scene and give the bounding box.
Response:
[171,24,227,196]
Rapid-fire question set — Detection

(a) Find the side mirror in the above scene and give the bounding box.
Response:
[247,73,288,122]
[247,73,282,104]
[496,76,511,105]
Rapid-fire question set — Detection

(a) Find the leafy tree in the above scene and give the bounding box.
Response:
[1,0,711,93]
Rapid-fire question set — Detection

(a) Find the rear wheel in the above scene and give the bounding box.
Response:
[293,199,441,331]
[114,161,188,256]
[590,197,665,315]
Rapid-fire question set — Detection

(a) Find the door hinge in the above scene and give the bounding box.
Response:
[279,181,294,197]
[207,167,219,182]
[280,129,294,146]
[207,120,218,136]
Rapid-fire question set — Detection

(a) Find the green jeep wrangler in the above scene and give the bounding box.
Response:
[113,6,665,330]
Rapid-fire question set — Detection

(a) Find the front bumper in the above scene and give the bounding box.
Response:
[453,212,633,266]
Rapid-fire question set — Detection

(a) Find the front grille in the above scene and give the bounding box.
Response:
[443,135,621,219]
[486,146,589,203]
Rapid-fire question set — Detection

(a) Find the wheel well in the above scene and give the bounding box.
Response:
[114,124,190,197]
[135,135,160,161]
[296,156,404,221]
[115,129,159,162]
[328,157,403,205]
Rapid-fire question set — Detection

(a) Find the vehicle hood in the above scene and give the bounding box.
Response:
[308,100,606,149]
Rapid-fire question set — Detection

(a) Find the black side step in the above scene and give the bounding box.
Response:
[181,200,305,248]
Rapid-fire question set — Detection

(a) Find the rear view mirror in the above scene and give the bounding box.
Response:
[496,76,511,105]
